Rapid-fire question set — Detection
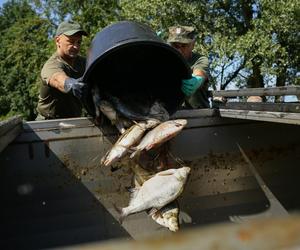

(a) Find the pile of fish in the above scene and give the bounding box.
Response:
[115,167,190,227]
[92,85,190,232]
[131,163,182,232]
[93,84,187,167]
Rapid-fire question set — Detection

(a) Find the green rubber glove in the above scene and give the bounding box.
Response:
[181,75,205,96]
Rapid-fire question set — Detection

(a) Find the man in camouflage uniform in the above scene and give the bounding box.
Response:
[168,25,210,109]
[36,21,87,119]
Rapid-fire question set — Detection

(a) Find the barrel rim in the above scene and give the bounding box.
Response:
[82,39,191,83]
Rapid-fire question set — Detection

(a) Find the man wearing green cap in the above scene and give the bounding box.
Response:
[168,25,210,109]
[36,21,88,119]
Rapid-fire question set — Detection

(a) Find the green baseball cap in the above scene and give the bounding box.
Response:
[55,21,87,37]
[167,25,197,44]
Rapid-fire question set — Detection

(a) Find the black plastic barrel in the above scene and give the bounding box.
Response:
[82,21,191,116]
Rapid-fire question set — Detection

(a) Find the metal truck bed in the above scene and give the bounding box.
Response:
[1,110,300,249]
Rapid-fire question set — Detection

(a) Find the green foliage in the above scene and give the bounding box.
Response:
[120,0,207,40]
[0,0,52,120]
[30,0,122,52]
[120,0,299,90]
[0,0,299,120]
[213,0,299,88]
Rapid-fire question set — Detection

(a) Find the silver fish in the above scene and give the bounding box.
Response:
[130,164,180,232]
[101,119,160,166]
[150,201,179,232]
[106,95,151,121]
[91,85,102,119]
[99,100,118,124]
[115,167,191,223]
[130,119,187,159]
[107,95,169,122]
[148,101,170,122]
[99,100,132,134]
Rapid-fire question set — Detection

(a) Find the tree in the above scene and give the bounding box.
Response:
[30,0,122,50]
[120,0,299,90]
[0,0,52,120]
[0,0,122,120]
[0,0,298,120]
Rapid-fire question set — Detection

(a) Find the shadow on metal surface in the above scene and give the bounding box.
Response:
[229,143,289,223]
[0,130,130,250]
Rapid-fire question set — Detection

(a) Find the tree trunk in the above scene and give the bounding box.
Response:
[275,66,287,102]
[247,59,264,89]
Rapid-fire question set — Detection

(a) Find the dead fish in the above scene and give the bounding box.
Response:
[148,101,170,122]
[58,122,76,129]
[115,167,191,223]
[91,85,102,119]
[106,95,151,121]
[101,119,160,166]
[99,100,118,124]
[130,119,187,159]
[130,163,180,232]
[150,201,179,232]
[99,100,132,134]
[92,87,133,133]
[107,95,170,122]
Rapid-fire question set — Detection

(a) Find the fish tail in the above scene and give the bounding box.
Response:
[100,156,106,166]
[103,159,112,166]
[113,203,125,224]
[102,154,116,167]
[130,150,140,159]
[101,150,111,166]
[145,143,154,151]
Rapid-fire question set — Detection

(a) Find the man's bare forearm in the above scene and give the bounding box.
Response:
[48,72,69,92]
[193,68,207,80]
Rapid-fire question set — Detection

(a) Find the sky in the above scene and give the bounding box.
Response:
[0,0,6,7]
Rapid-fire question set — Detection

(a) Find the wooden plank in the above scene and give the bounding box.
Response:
[213,86,300,97]
[219,109,300,125]
[171,108,218,119]
[220,102,300,113]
